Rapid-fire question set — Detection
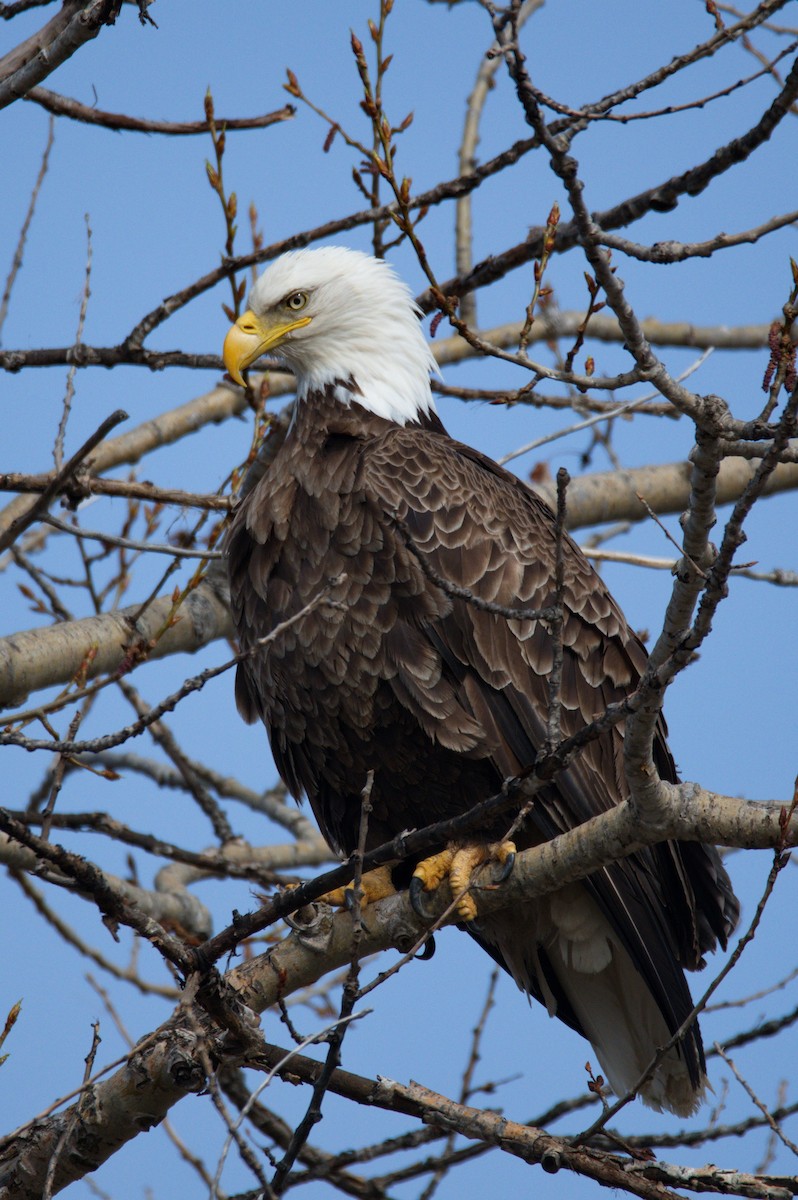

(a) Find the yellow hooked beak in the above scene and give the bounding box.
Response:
[222,309,312,387]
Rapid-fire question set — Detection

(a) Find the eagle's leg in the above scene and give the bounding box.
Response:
[321,864,397,909]
[410,841,516,922]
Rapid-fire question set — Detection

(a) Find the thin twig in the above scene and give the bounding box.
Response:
[42,1018,102,1200]
[25,87,295,133]
[54,214,93,471]
[43,513,223,559]
[270,773,375,1194]
[715,1043,798,1158]
[542,468,569,753]
[0,409,128,555]
[0,113,54,342]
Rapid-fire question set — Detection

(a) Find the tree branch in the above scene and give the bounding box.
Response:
[0,409,128,555]
[1,769,793,1197]
[0,0,151,111]
[24,87,295,133]
[0,567,232,709]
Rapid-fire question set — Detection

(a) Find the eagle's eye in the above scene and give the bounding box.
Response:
[284,291,308,312]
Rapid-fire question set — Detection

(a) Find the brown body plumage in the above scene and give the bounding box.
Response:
[224,247,738,1115]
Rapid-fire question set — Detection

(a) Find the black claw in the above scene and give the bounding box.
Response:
[415,934,436,961]
[409,874,433,920]
[344,887,356,912]
[496,851,515,884]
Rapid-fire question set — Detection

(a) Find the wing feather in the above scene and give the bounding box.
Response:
[363,425,736,997]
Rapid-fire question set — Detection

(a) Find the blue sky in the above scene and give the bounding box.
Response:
[1,3,797,1197]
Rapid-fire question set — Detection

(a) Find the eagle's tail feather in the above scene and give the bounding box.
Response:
[547,932,706,1116]
[474,885,705,1117]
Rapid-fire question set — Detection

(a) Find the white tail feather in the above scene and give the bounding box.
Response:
[477,885,705,1117]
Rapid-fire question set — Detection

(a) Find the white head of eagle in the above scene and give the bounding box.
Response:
[223,245,438,427]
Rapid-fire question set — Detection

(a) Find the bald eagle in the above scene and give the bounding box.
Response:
[223,246,738,1116]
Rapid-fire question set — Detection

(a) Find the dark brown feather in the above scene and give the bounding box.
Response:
[227,387,738,1109]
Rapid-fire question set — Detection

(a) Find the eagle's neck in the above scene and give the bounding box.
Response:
[288,381,446,446]
[291,340,438,428]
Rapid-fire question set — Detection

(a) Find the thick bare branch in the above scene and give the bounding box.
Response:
[0,568,232,709]
[0,0,151,111]
[0,823,213,943]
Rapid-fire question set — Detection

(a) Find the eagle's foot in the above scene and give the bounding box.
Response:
[321,864,397,909]
[410,841,516,923]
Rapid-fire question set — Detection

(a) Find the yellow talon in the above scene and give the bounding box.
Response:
[321,864,397,909]
[412,841,517,922]
[411,848,455,894]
